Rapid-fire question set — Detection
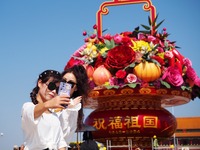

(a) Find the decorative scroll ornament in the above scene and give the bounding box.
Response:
[96,0,156,36]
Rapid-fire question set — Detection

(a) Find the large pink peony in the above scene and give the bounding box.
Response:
[162,66,184,87]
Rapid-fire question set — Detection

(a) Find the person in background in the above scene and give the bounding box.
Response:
[153,135,159,149]
[21,70,70,150]
[80,131,99,150]
[59,65,91,146]
[13,145,19,150]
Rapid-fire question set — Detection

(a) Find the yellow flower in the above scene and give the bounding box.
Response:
[157,52,165,59]
[99,47,109,55]
[132,40,151,52]
[86,42,93,48]
[81,42,98,60]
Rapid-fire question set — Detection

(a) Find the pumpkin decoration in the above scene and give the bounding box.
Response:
[133,61,161,82]
[93,65,112,86]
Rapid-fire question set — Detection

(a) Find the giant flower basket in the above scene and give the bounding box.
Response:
[65,0,200,149]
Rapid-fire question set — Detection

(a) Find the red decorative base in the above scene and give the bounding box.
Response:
[84,87,190,148]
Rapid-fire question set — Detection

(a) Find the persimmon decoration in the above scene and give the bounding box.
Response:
[92,65,112,86]
[85,65,94,79]
[133,61,161,82]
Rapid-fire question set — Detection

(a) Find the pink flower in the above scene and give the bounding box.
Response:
[116,70,127,79]
[109,77,118,86]
[113,34,122,44]
[157,47,164,53]
[186,66,198,81]
[74,44,87,57]
[126,74,137,83]
[162,66,184,87]
[194,77,200,87]
[137,33,146,40]
[183,58,192,67]
[147,35,156,42]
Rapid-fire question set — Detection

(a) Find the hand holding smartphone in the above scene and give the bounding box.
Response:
[58,81,72,96]
[58,81,72,108]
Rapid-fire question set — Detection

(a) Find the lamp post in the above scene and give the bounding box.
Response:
[172,107,176,149]
[0,132,3,148]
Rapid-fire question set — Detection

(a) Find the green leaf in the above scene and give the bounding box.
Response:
[127,83,138,88]
[134,26,140,31]
[141,24,151,30]
[148,16,151,26]
[151,59,161,67]
[151,44,159,51]
[124,62,136,70]
[152,13,159,27]
[105,85,119,89]
[164,40,168,47]
[105,39,115,49]
[181,86,191,91]
[160,80,171,88]
[155,19,165,30]
[102,29,108,33]
[139,30,151,34]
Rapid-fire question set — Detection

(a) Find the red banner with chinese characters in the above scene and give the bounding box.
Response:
[85,108,176,139]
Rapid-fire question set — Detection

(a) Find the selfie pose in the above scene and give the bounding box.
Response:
[21,65,90,150]
[59,65,90,145]
[21,70,70,150]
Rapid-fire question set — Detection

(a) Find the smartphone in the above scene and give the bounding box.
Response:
[58,81,72,108]
[58,81,72,96]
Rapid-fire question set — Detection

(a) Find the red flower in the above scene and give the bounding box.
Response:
[150,55,165,66]
[121,36,132,45]
[105,45,136,70]
[103,34,112,41]
[94,54,105,68]
[115,70,127,79]
[64,57,84,70]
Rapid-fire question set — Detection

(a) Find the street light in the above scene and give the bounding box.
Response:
[172,107,176,149]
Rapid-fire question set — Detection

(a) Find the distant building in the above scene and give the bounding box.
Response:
[157,117,200,149]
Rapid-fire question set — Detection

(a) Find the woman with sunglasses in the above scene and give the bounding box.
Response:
[21,70,70,150]
[59,65,90,146]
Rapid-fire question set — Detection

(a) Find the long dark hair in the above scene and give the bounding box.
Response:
[30,70,61,105]
[61,65,91,129]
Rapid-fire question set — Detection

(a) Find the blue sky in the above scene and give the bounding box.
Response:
[0,0,200,149]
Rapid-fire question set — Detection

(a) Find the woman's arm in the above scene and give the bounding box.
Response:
[34,102,47,119]
[59,147,66,150]
[34,95,70,119]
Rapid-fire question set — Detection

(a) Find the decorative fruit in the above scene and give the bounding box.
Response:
[86,65,94,79]
[133,61,161,82]
[93,65,112,86]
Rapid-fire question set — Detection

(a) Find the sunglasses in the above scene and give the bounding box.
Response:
[45,82,59,93]
[65,80,77,88]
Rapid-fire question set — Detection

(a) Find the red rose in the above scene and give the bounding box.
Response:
[115,70,127,79]
[105,45,136,70]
